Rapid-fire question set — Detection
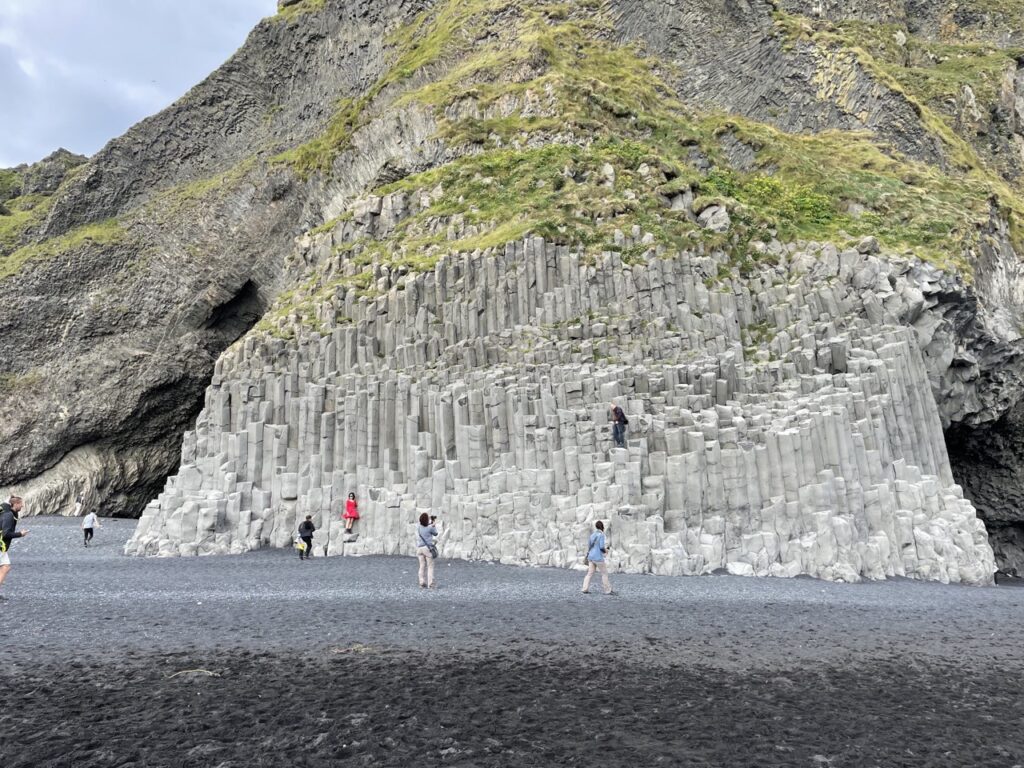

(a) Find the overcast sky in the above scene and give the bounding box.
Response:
[0,0,277,168]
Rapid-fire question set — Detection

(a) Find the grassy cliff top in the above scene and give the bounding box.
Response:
[271,0,1024,284]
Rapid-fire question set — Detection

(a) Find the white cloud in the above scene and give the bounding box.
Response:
[16,56,37,78]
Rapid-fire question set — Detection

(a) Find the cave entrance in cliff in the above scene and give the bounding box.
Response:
[122,278,269,518]
[203,279,265,342]
[946,403,1024,578]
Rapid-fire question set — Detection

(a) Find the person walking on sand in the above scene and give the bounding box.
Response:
[342,492,359,533]
[582,520,613,595]
[0,496,28,599]
[610,402,629,448]
[416,512,439,589]
[298,515,316,560]
[82,509,100,547]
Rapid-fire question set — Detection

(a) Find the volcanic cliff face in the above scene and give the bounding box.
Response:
[6,0,1024,579]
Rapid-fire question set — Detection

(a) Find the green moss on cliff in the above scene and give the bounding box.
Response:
[375,5,1011,272]
[277,0,1024,305]
[275,0,326,21]
[774,11,1024,181]
[0,169,21,201]
[1,219,126,280]
[145,157,258,221]
[0,193,56,257]
[275,0,521,177]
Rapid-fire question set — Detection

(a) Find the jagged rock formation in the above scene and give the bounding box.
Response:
[126,218,995,583]
[7,0,1024,579]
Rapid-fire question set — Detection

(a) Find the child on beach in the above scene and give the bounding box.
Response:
[342,492,359,532]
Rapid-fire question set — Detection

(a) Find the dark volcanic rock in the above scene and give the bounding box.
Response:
[0,1,429,515]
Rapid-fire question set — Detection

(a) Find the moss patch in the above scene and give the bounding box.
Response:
[145,157,258,221]
[0,169,22,202]
[274,0,521,177]
[275,0,326,22]
[1,219,126,280]
[0,193,56,257]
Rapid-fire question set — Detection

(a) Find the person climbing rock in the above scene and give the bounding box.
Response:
[343,492,359,533]
[0,496,28,598]
[298,515,316,560]
[82,509,101,547]
[610,402,629,448]
[582,520,613,595]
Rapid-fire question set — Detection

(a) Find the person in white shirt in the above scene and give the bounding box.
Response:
[82,510,100,547]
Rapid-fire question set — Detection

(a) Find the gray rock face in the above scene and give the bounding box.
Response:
[610,0,947,167]
[697,205,731,233]
[126,213,995,584]
[3,149,88,199]
[0,1,429,516]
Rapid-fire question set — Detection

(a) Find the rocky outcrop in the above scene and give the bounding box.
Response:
[126,209,995,584]
[611,0,946,166]
[0,149,87,203]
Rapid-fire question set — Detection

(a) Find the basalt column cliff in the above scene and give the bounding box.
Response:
[7,0,1024,581]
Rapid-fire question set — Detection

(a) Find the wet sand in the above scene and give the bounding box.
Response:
[2,517,1023,767]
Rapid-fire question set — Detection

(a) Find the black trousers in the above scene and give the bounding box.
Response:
[300,536,313,558]
[84,528,94,544]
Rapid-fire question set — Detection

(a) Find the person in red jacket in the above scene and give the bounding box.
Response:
[342,492,359,532]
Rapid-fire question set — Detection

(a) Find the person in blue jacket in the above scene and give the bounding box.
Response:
[581,520,613,595]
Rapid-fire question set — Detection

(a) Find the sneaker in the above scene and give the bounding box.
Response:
[581,589,590,594]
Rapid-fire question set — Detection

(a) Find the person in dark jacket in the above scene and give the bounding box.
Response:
[610,402,629,448]
[0,496,28,597]
[298,515,316,560]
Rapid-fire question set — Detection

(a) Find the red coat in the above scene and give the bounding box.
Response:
[343,499,359,519]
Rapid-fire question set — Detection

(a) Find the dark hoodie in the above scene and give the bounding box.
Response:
[0,502,23,552]
[298,520,316,538]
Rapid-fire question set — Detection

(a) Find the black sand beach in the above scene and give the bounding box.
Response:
[2,517,1023,767]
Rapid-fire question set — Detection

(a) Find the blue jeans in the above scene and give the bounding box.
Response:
[613,422,626,447]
